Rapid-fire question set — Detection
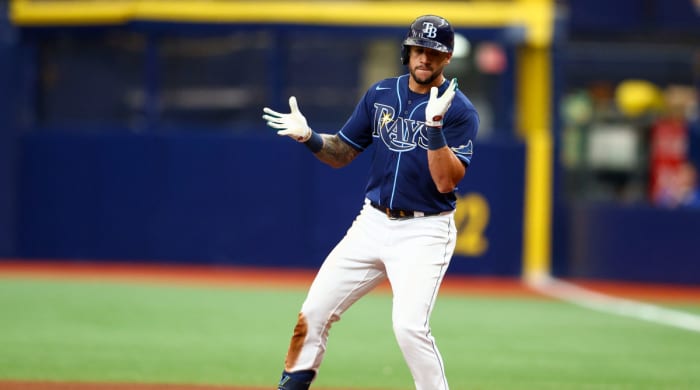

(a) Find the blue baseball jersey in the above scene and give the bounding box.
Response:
[338,74,479,214]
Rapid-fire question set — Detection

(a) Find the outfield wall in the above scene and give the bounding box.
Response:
[15,130,700,284]
[16,132,525,276]
[564,204,700,285]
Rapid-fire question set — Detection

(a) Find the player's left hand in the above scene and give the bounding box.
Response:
[262,96,312,142]
[425,78,457,128]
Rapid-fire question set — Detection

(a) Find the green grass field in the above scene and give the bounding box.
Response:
[1,277,700,389]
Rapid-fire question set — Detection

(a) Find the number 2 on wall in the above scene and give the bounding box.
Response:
[453,193,490,257]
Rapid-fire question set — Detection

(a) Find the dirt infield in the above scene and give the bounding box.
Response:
[0,381,268,390]
[2,260,699,302]
[0,260,541,296]
[1,259,700,390]
[0,380,361,390]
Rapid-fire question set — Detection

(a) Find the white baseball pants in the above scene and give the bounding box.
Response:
[283,200,456,390]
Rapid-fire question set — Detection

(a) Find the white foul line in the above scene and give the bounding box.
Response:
[529,277,700,333]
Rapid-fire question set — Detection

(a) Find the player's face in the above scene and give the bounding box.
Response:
[408,46,452,86]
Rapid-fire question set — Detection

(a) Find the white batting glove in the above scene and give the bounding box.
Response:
[425,78,458,128]
[262,96,312,142]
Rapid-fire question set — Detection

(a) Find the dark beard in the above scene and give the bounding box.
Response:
[411,68,439,85]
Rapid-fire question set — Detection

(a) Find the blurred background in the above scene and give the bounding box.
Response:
[0,0,698,285]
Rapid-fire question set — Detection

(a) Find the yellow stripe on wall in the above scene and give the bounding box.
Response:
[11,0,553,46]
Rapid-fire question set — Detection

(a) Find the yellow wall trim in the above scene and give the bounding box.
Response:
[11,0,553,46]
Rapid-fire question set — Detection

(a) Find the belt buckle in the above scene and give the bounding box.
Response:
[390,209,412,220]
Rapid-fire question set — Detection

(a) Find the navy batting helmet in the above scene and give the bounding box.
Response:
[401,15,454,65]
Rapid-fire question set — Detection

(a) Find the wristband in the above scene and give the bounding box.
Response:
[426,126,448,150]
[304,131,324,153]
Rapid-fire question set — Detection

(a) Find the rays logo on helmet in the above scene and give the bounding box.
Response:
[422,22,438,38]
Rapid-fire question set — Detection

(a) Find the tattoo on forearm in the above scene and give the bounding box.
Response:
[316,134,359,167]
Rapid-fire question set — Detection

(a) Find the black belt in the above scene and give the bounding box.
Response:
[370,202,440,220]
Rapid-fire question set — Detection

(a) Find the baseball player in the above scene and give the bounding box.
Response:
[262,15,479,390]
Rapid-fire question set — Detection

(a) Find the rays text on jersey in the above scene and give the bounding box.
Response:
[373,103,434,152]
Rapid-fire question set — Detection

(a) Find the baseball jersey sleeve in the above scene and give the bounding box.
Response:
[337,85,379,152]
[444,94,479,167]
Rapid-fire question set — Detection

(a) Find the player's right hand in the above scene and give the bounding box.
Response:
[262,96,312,142]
